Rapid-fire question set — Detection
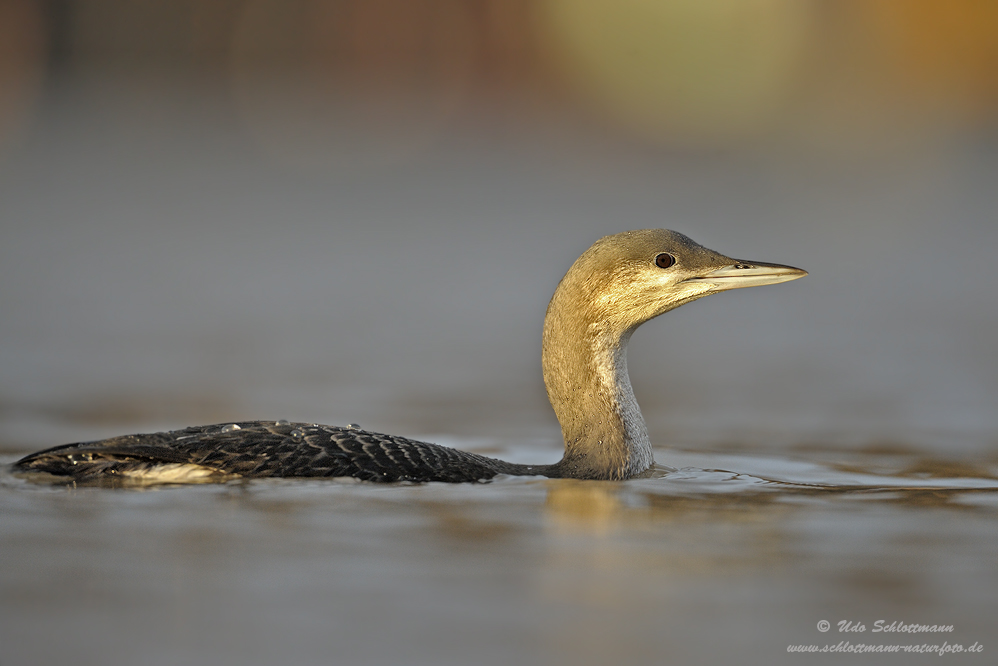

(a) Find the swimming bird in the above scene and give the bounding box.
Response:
[14,230,805,485]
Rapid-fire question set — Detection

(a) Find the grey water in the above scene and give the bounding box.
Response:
[2,76,998,665]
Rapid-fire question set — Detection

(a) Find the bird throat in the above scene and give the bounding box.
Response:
[542,317,654,480]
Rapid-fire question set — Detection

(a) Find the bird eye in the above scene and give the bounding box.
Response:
[654,253,675,269]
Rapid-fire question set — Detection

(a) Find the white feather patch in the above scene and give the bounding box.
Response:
[118,463,227,484]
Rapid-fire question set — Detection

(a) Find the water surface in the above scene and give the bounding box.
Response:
[3,442,996,666]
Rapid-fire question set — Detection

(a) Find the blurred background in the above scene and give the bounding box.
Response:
[1,0,997,454]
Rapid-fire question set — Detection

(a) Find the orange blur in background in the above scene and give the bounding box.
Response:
[1,0,996,162]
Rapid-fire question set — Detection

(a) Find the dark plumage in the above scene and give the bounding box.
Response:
[15,421,547,484]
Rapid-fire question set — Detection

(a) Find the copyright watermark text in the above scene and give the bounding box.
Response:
[818,619,955,634]
[787,641,983,656]
[787,620,983,656]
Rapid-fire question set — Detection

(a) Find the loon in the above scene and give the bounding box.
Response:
[14,230,805,485]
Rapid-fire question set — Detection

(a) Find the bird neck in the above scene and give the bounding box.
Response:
[542,296,653,480]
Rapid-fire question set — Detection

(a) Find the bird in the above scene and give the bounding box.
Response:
[13,229,806,485]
